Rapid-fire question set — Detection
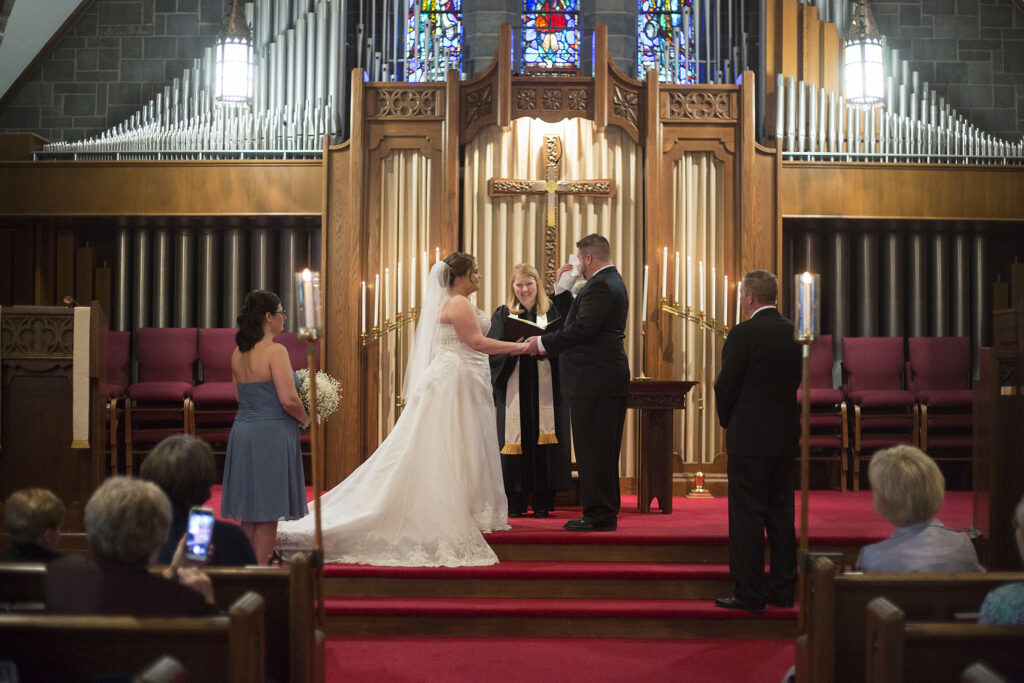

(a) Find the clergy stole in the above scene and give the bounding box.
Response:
[501,312,557,455]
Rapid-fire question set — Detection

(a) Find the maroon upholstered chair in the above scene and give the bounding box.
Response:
[125,328,197,474]
[105,330,132,475]
[908,337,973,460]
[797,335,849,491]
[190,328,239,455]
[841,337,917,491]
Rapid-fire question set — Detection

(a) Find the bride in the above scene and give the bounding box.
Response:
[276,252,529,566]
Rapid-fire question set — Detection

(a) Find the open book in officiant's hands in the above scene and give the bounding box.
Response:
[501,315,563,342]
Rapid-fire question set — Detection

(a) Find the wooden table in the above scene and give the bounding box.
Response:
[628,379,696,513]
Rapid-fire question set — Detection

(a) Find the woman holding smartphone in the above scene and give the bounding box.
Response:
[221,290,310,564]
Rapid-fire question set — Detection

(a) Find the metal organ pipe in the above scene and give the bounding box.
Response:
[279,226,304,333]
[113,222,131,332]
[132,228,152,329]
[828,232,852,359]
[153,223,173,328]
[222,224,249,328]
[174,224,196,328]
[882,231,902,337]
[856,232,878,336]
[251,225,275,291]
[907,229,927,337]
[198,226,220,329]
[930,233,949,336]
[951,230,970,338]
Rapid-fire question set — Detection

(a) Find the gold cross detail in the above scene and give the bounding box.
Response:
[488,134,616,291]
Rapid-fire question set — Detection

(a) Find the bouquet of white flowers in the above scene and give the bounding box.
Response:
[295,369,342,420]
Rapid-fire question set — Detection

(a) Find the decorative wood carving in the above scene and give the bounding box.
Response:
[465,84,493,127]
[372,88,442,119]
[0,312,75,359]
[613,85,640,128]
[568,88,588,112]
[511,78,594,122]
[662,90,737,121]
[517,88,537,110]
[542,89,563,110]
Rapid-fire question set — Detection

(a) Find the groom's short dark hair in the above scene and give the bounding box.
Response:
[576,234,611,261]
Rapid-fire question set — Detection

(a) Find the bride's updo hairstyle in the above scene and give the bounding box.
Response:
[236,289,282,351]
[442,252,476,288]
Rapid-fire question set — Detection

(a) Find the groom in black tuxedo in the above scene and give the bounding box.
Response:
[713,269,801,612]
[523,234,630,531]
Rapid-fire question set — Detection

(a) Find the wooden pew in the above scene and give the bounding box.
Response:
[866,596,1024,683]
[205,551,324,683]
[0,591,264,683]
[0,554,323,683]
[798,556,1024,683]
[0,561,45,612]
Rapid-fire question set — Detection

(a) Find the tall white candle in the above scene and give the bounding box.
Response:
[735,281,741,325]
[686,256,693,309]
[410,257,416,309]
[373,273,380,328]
[301,269,315,330]
[698,260,705,314]
[711,267,716,320]
[361,280,367,333]
[384,268,391,320]
[674,251,681,305]
[435,247,440,264]
[723,275,728,325]
[641,265,649,322]
[422,251,427,292]
[661,247,668,298]
[397,261,403,314]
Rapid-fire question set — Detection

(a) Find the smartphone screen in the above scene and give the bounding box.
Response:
[185,506,215,563]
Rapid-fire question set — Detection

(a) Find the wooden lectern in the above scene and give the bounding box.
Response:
[0,305,107,548]
[628,380,696,514]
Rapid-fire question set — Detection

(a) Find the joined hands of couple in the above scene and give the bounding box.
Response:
[511,335,545,357]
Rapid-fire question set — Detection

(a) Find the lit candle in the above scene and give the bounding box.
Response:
[735,280,741,325]
[641,265,649,323]
[686,256,693,309]
[723,275,728,325]
[798,271,816,339]
[661,247,668,298]
[361,280,366,333]
[397,261,403,314]
[698,260,705,314]
[711,267,716,320]
[435,247,440,264]
[410,256,416,309]
[674,251,680,305]
[384,267,390,320]
[301,268,315,330]
[373,273,380,328]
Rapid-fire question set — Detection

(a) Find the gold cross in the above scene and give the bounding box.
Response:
[488,134,616,291]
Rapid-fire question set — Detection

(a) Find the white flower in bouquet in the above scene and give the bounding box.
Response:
[295,369,342,420]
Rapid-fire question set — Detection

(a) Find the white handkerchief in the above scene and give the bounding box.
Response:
[555,254,584,294]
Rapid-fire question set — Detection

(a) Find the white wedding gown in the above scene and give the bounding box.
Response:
[276,306,510,566]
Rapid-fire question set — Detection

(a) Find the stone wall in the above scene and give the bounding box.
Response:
[0,0,223,143]
[872,0,1024,139]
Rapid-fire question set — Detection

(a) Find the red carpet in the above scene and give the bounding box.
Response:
[325,636,796,682]
[205,487,974,549]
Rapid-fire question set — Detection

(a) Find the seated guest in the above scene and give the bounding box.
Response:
[856,445,983,573]
[47,477,218,616]
[0,488,64,562]
[141,434,256,566]
[979,493,1024,624]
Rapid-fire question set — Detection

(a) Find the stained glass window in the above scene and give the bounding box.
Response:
[638,0,695,83]
[406,0,462,82]
[521,0,580,73]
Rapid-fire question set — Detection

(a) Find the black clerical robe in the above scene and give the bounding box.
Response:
[488,304,572,514]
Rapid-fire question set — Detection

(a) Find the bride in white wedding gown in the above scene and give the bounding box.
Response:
[276,253,529,566]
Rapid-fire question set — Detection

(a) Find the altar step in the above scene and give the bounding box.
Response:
[323,596,799,639]
[324,561,736,600]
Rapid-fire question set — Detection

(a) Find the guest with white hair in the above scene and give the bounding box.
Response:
[979,493,1024,623]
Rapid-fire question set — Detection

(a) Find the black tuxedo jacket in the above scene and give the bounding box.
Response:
[714,307,801,458]
[540,266,630,399]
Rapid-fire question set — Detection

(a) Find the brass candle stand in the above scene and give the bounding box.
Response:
[360,307,419,414]
[658,297,730,499]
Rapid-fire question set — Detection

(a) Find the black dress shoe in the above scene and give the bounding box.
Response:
[714,596,766,613]
[563,517,617,532]
[532,510,551,518]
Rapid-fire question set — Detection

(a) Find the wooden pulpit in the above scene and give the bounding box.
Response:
[0,305,107,548]
[628,380,696,514]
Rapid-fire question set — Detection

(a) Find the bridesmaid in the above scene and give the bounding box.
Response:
[220,290,310,564]
[488,263,572,518]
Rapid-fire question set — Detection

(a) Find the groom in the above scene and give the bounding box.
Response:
[523,234,630,531]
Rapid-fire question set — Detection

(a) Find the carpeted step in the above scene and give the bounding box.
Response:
[323,596,799,639]
[324,561,736,599]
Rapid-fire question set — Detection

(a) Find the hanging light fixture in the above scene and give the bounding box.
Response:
[214,0,254,107]
[844,0,884,108]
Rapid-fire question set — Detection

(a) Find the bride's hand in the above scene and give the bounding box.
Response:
[511,342,529,356]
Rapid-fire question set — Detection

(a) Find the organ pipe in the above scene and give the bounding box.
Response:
[856,232,878,336]
[153,224,173,328]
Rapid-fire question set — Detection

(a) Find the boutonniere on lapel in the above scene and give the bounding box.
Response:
[572,279,587,296]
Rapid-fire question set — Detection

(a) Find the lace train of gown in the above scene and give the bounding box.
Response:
[276,309,510,566]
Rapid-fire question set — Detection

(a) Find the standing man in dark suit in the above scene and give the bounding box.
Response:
[523,234,630,531]
[713,269,801,612]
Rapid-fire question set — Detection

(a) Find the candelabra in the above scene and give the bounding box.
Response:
[360,307,419,414]
[658,297,730,498]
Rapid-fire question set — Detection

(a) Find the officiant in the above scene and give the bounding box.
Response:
[488,263,572,518]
